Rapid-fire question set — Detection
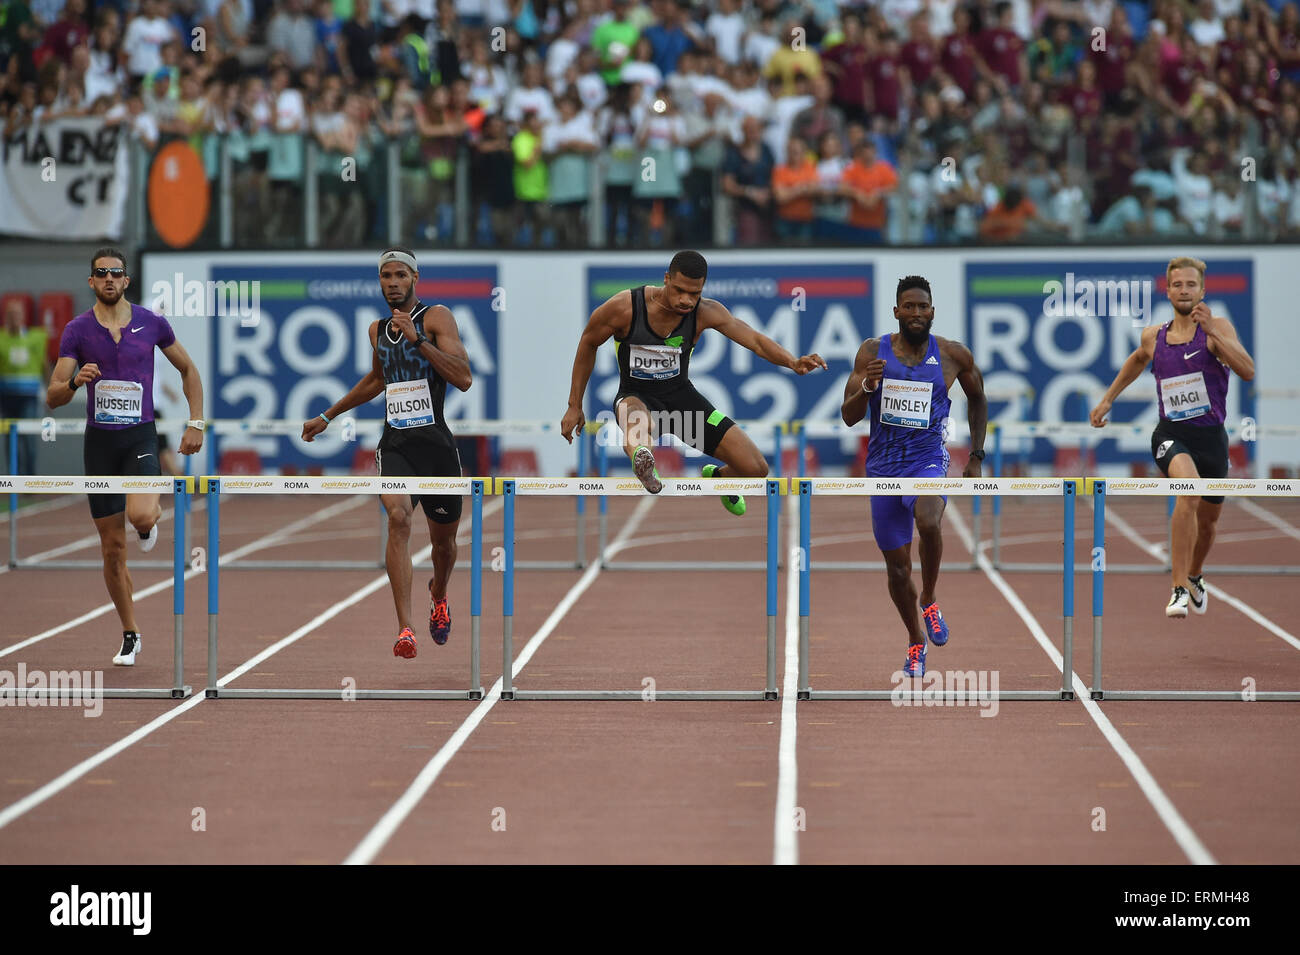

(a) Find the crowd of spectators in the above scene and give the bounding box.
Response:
[3,0,1300,247]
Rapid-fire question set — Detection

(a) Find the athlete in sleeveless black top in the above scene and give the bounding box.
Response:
[302,248,473,658]
[561,250,827,515]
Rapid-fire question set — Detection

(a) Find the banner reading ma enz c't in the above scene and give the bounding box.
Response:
[965,259,1254,464]
[209,263,499,470]
[0,118,128,239]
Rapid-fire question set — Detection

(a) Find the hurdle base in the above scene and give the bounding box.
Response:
[600,560,768,572]
[17,686,192,700]
[12,559,178,570]
[802,689,1065,701]
[504,689,774,701]
[993,561,1300,576]
[807,560,982,572]
[516,560,585,570]
[207,688,478,700]
[1093,689,1300,701]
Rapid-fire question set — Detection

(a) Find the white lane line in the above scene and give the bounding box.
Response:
[0,500,502,833]
[1234,498,1300,543]
[772,493,800,866]
[0,496,78,524]
[0,500,191,575]
[947,507,1217,866]
[0,496,369,659]
[344,496,656,866]
[1102,504,1300,652]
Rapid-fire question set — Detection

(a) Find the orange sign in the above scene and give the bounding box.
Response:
[148,141,209,248]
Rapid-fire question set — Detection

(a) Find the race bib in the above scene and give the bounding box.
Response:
[385,379,435,428]
[880,378,932,429]
[1160,372,1210,421]
[93,379,143,425]
[628,343,681,381]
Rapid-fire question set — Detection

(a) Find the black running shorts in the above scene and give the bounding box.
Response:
[613,382,735,457]
[83,422,162,519]
[1152,418,1229,504]
[376,428,463,523]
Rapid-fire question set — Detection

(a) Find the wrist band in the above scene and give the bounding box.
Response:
[862,378,875,394]
[68,378,78,392]
[319,412,331,423]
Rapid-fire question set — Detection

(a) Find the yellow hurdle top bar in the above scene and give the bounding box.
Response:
[0,476,190,493]
[209,476,483,495]
[499,477,775,496]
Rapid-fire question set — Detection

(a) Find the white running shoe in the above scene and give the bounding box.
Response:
[1166,587,1189,619]
[113,632,141,666]
[138,522,159,553]
[1188,575,1208,615]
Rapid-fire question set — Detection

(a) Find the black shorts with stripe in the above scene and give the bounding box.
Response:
[613,382,735,457]
[83,421,162,519]
[1152,418,1229,504]
[376,424,463,523]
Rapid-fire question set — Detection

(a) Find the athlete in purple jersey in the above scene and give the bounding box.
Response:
[1091,256,1255,618]
[842,276,988,678]
[46,248,206,667]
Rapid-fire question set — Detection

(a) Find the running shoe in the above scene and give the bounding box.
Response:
[903,642,927,677]
[393,626,418,658]
[138,522,159,553]
[1188,575,1207,615]
[632,445,662,494]
[113,631,141,666]
[702,463,745,516]
[921,601,949,646]
[429,584,451,646]
[1166,586,1190,618]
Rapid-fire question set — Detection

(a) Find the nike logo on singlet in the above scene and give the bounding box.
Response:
[1184,350,1200,359]
[130,326,143,333]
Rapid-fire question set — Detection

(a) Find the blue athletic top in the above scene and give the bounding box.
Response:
[865,334,951,476]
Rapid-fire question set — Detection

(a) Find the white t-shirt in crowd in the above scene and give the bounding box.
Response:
[275,87,307,132]
[743,29,780,69]
[546,36,581,83]
[504,85,557,125]
[706,11,745,64]
[542,111,600,153]
[122,16,177,77]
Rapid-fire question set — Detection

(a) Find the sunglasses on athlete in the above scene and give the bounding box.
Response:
[92,268,126,278]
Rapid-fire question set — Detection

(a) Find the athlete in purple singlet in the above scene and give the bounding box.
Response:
[1091,256,1256,618]
[842,276,989,678]
[46,249,206,667]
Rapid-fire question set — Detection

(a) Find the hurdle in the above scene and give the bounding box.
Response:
[498,476,783,701]
[592,420,785,571]
[206,418,589,571]
[201,475,486,700]
[794,477,1076,701]
[984,421,1300,575]
[5,419,192,570]
[1,475,194,700]
[1089,477,1300,701]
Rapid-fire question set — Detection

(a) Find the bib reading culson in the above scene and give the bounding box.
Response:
[93,379,143,425]
[628,343,681,381]
[1160,371,1210,421]
[880,378,933,429]
[385,379,435,428]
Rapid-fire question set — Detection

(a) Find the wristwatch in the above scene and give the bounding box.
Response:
[970,448,985,461]
[413,332,429,347]
[187,419,206,432]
